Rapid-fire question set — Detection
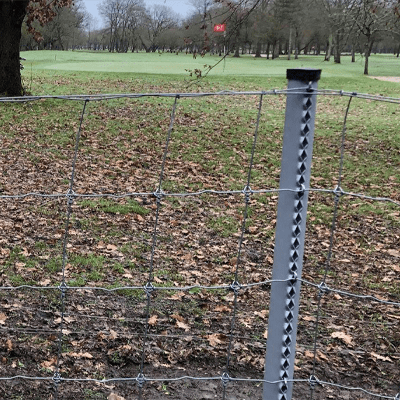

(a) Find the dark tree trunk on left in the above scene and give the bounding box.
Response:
[0,0,29,96]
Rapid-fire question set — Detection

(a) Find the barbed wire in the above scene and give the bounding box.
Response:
[0,88,399,400]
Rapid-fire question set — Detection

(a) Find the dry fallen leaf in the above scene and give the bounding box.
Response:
[67,352,94,359]
[54,316,75,324]
[370,352,392,362]
[254,310,268,319]
[108,393,126,400]
[176,320,190,331]
[148,315,158,326]
[170,292,185,300]
[387,249,400,258]
[207,333,226,347]
[41,357,57,370]
[109,329,118,340]
[229,257,238,266]
[304,350,316,359]
[331,331,353,345]
[0,313,7,325]
[214,305,231,312]
[317,351,328,361]
[171,314,184,322]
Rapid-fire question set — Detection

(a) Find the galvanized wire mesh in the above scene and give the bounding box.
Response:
[0,88,398,400]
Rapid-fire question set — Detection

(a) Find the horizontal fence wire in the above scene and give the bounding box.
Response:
[1,188,399,206]
[0,279,399,306]
[0,88,399,400]
[0,88,400,104]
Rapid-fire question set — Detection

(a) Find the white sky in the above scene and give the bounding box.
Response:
[81,0,194,28]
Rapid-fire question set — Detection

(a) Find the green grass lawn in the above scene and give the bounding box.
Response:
[22,49,400,77]
[20,50,400,95]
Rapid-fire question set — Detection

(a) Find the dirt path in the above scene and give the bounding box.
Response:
[369,76,400,83]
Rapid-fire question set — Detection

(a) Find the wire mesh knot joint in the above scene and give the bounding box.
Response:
[52,372,62,385]
[297,184,306,194]
[144,282,155,297]
[229,281,242,294]
[394,394,400,400]
[66,189,76,205]
[308,374,321,389]
[306,84,314,93]
[242,185,253,203]
[221,372,231,387]
[58,282,68,296]
[318,282,330,296]
[136,373,146,388]
[153,189,165,202]
[333,185,344,197]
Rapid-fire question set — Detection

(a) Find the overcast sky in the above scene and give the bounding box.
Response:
[81,0,194,28]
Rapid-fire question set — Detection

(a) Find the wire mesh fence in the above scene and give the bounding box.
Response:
[0,84,399,400]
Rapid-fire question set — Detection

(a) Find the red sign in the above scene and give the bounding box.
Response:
[214,24,226,32]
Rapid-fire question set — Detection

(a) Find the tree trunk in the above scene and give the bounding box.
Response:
[325,34,333,61]
[233,28,240,58]
[287,27,292,60]
[364,39,374,75]
[351,44,355,62]
[255,41,262,58]
[334,31,341,64]
[266,42,270,59]
[0,0,29,96]
[316,41,321,55]
[272,40,279,59]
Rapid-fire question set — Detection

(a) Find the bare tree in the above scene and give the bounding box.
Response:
[352,0,399,74]
[40,0,86,50]
[99,0,145,52]
[318,0,360,63]
[141,5,179,52]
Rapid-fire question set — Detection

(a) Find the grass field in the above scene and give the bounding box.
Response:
[0,51,399,399]
[20,50,400,94]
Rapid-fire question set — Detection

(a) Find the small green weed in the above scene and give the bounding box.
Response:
[208,216,238,237]
[79,198,149,215]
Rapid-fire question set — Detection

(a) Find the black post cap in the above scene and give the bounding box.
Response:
[286,69,321,82]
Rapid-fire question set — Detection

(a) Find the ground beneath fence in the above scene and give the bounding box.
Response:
[0,93,399,400]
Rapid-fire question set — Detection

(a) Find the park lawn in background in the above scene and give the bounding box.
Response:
[22,50,400,78]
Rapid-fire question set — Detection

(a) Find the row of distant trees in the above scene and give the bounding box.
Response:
[19,0,400,72]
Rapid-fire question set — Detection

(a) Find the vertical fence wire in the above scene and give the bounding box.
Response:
[138,95,179,399]
[222,94,264,399]
[309,96,353,400]
[54,100,89,399]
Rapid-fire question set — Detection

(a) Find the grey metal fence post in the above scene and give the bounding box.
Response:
[263,69,321,400]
